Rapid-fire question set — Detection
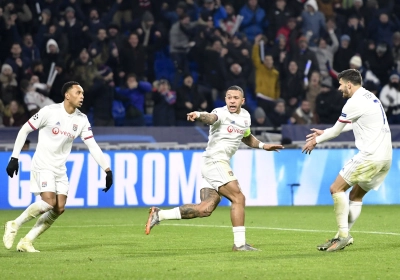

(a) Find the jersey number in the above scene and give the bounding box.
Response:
[374,100,385,124]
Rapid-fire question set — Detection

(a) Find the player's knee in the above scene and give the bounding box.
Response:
[53,207,65,215]
[231,192,245,205]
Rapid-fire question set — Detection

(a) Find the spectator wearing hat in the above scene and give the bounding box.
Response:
[301,0,326,46]
[2,100,29,127]
[152,79,176,126]
[107,23,124,50]
[41,39,60,75]
[175,74,207,126]
[239,0,267,43]
[314,81,345,124]
[380,73,400,124]
[290,100,314,125]
[252,106,273,127]
[0,64,18,94]
[333,34,355,72]
[115,74,151,126]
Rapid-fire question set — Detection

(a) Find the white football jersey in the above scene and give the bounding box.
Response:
[203,106,251,161]
[338,87,392,160]
[27,102,93,175]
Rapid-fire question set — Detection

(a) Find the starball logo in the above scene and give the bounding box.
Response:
[52,127,75,139]
[227,125,245,134]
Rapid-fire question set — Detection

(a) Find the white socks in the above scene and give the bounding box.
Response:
[334,199,363,238]
[158,207,181,221]
[25,210,59,241]
[348,200,362,230]
[14,200,53,228]
[332,192,349,238]
[233,226,246,247]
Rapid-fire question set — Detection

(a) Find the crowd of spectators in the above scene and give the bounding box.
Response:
[0,0,400,129]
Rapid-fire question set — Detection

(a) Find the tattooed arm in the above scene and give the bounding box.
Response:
[242,134,284,151]
[187,111,218,125]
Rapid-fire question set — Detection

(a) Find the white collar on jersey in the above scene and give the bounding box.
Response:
[61,101,78,117]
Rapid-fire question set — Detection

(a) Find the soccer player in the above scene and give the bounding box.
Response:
[3,81,113,252]
[145,85,284,251]
[302,69,392,252]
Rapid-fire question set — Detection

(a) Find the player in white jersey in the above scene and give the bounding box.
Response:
[3,81,113,252]
[145,86,284,251]
[302,69,392,252]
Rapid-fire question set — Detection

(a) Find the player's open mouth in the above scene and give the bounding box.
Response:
[229,105,236,110]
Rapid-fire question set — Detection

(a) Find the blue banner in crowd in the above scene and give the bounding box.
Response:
[0,149,398,209]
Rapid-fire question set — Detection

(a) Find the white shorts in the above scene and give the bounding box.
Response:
[339,154,391,192]
[30,170,69,196]
[201,157,237,191]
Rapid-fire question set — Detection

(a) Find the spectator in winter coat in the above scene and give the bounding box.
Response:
[239,0,267,43]
[301,0,326,46]
[380,73,400,124]
[152,79,176,126]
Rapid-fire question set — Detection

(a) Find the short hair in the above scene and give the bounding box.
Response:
[337,69,362,85]
[226,85,244,97]
[61,81,80,98]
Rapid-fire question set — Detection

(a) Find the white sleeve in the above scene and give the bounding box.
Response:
[341,123,353,133]
[11,123,34,158]
[80,116,94,141]
[26,106,50,130]
[211,108,229,125]
[316,121,347,144]
[84,138,109,171]
[337,99,363,123]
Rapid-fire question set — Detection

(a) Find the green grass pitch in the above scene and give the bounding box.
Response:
[1,206,400,279]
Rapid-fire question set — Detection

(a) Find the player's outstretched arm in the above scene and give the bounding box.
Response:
[241,134,284,152]
[6,123,34,178]
[84,138,113,192]
[187,111,218,125]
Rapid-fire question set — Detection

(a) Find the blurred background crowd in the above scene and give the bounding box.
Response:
[0,0,400,129]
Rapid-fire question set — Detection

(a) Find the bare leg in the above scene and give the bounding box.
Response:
[218,180,245,227]
[179,188,221,219]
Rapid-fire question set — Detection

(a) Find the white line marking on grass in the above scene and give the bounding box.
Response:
[31,224,400,236]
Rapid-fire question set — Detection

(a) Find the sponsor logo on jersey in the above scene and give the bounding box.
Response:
[52,127,75,139]
[42,181,47,188]
[227,125,245,134]
[73,124,78,131]
[341,112,347,117]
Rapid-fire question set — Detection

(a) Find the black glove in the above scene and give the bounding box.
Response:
[103,170,113,193]
[6,157,19,178]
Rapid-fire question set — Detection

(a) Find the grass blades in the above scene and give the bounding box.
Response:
[1,206,400,279]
